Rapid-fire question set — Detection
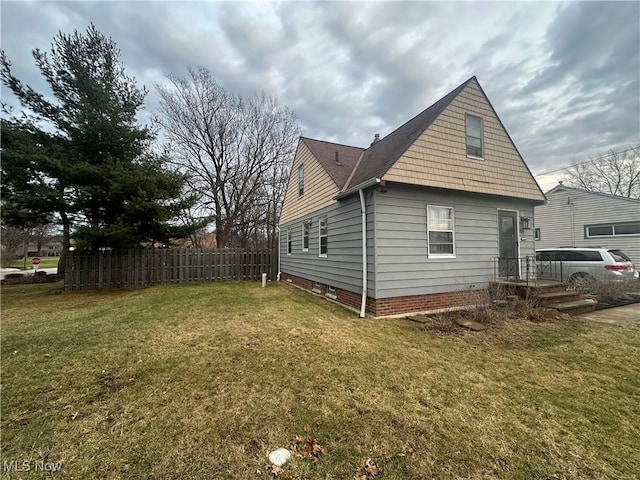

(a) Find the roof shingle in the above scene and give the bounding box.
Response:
[343,77,475,190]
[301,137,364,189]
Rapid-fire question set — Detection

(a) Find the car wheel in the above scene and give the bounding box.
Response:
[568,273,596,292]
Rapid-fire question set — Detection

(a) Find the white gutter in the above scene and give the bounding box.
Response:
[275,226,281,281]
[335,178,381,200]
[358,189,367,318]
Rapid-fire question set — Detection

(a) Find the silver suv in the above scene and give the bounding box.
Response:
[535,247,638,288]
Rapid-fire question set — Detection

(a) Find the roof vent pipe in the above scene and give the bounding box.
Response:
[371,133,380,145]
[335,151,341,165]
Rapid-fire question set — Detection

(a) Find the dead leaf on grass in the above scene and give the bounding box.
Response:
[302,439,325,458]
[303,424,312,433]
[397,447,414,457]
[288,432,326,465]
[354,458,382,479]
[81,427,92,434]
[364,458,380,476]
[267,464,283,476]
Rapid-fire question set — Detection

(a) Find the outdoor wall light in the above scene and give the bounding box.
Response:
[520,216,531,230]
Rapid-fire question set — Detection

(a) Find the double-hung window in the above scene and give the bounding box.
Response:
[319,216,328,257]
[298,165,304,197]
[465,114,483,159]
[427,205,455,257]
[302,221,310,251]
[286,228,292,255]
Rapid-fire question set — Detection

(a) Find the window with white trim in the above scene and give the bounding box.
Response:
[298,165,304,197]
[319,216,328,257]
[585,221,640,238]
[286,228,292,255]
[427,205,455,257]
[465,114,483,159]
[534,228,541,241]
[302,221,310,251]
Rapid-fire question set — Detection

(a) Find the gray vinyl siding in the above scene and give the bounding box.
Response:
[374,185,536,298]
[280,194,375,294]
[535,188,640,265]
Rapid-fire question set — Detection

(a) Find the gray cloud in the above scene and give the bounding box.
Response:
[1,1,637,176]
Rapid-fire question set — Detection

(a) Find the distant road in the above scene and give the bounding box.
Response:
[0,268,58,280]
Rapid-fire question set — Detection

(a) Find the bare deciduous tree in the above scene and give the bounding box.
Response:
[1,224,30,266]
[0,223,54,267]
[155,67,300,249]
[564,146,640,199]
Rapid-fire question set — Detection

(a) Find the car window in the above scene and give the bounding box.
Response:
[536,251,557,261]
[537,250,604,261]
[573,251,603,261]
[609,250,631,262]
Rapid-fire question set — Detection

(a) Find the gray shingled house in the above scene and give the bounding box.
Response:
[278,76,546,317]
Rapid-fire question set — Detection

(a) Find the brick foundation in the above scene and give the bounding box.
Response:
[281,272,485,317]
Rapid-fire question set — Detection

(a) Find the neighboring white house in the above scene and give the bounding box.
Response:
[535,183,640,265]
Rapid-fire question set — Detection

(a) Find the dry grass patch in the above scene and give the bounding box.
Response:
[2,281,640,479]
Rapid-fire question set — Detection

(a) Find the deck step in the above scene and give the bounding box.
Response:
[534,291,582,306]
[554,298,598,316]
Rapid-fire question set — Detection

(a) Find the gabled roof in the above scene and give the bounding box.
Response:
[297,75,544,204]
[546,183,640,203]
[343,77,475,190]
[301,137,364,189]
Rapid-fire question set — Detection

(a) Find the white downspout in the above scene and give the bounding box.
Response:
[276,226,281,281]
[359,189,367,318]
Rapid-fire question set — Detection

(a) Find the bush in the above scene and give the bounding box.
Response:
[1,273,64,285]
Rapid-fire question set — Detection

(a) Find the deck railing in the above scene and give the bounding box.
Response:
[492,256,537,282]
[493,256,569,284]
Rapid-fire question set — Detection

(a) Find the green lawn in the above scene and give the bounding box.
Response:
[1,282,639,479]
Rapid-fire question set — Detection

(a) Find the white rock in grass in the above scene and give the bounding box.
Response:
[268,448,291,466]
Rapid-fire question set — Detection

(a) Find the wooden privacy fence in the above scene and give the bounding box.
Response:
[64,248,275,291]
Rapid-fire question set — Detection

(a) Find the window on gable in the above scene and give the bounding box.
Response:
[298,165,304,197]
[319,216,328,257]
[465,114,483,159]
[427,205,455,257]
[286,228,292,255]
[302,221,310,251]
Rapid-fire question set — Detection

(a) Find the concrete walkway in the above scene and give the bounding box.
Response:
[577,302,640,326]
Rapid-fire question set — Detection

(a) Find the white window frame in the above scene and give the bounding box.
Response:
[534,227,541,241]
[319,216,328,257]
[585,221,640,238]
[465,114,484,160]
[286,228,292,256]
[302,221,310,252]
[427,205,456,258]
[298,164,304,197]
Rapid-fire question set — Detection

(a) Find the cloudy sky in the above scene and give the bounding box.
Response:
[2,1,639,190]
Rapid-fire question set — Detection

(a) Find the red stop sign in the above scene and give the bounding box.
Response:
[32,257,41,265]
